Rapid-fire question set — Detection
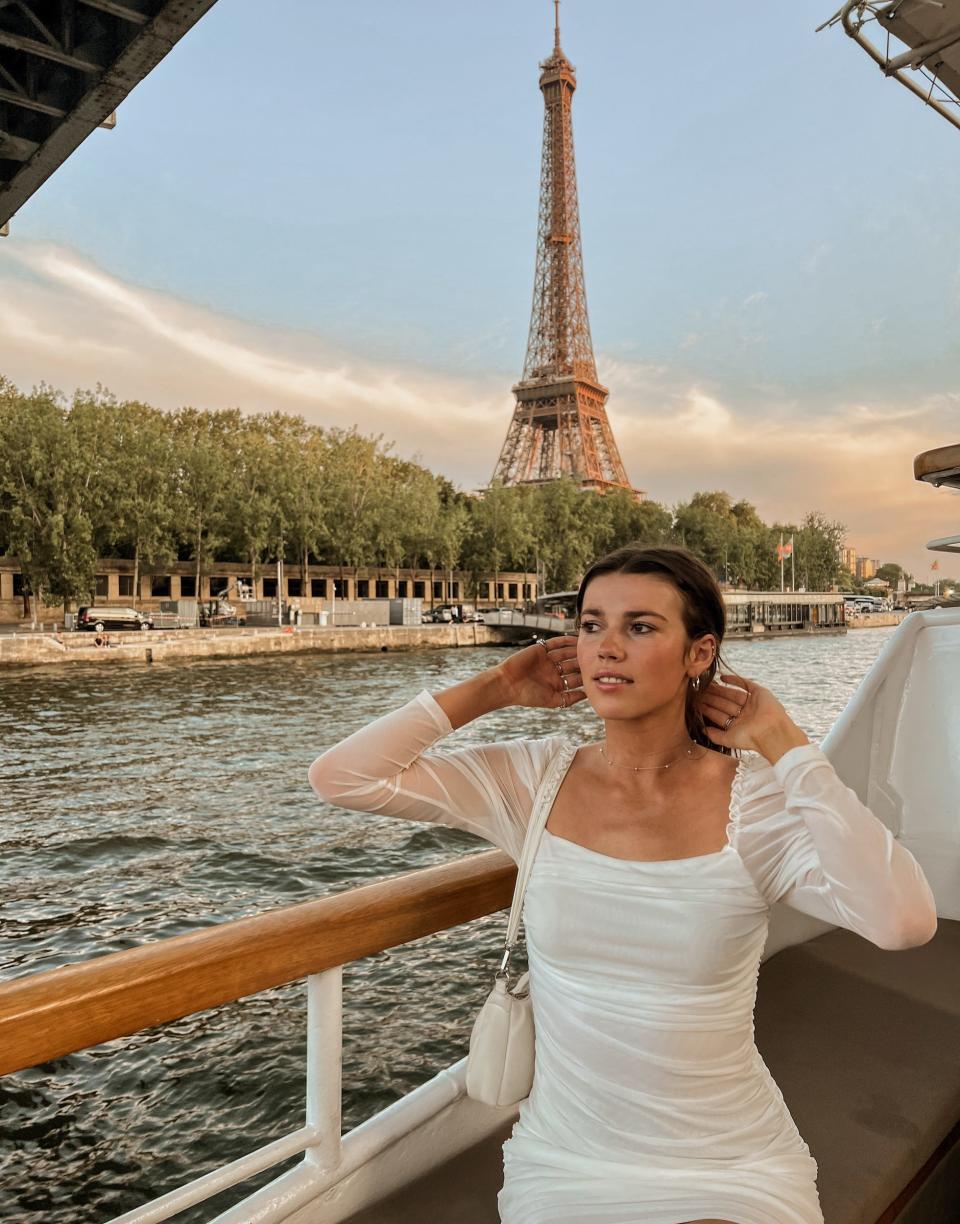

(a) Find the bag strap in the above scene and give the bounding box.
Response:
[495,739,576,980]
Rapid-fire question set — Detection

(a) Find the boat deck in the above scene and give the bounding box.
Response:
[344,919,960,1224]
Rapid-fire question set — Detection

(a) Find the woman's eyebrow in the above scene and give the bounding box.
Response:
[580,608,667,620]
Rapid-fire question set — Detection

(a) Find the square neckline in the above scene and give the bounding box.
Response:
[541,742,745,866]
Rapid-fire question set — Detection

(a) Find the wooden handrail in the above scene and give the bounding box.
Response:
[0,849,517,1077]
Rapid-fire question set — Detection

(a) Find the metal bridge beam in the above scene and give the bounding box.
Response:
[0,0,220,229]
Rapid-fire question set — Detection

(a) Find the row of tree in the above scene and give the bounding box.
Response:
[0,377,860,613]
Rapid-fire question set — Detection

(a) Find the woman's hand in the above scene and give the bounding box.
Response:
[495,634,587,712]
[698,671,809,764]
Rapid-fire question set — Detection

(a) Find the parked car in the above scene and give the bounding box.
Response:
[76,606,152,632]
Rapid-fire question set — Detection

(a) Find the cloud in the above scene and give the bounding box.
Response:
[1,243,956,575]
[1,242,513,481]
[599,354,958,573]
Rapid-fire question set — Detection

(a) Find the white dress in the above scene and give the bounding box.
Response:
[307,689,938,1224]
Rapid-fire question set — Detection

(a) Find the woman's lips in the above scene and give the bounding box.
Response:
[593,677,634,692]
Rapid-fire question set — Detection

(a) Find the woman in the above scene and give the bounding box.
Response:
[308,544,937,1224]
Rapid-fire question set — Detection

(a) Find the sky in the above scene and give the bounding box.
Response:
[2,0,959,578]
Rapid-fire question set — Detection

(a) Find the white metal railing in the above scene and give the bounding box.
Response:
[106,965,483,1224]
[109,970,341,1224]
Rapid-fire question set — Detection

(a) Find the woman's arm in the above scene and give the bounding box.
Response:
[307,637,585,861]
[429,668,512,731]
[704,670,938,950]
[736,745,938,950]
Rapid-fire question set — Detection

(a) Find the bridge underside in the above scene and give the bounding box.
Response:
[0,0,218,230]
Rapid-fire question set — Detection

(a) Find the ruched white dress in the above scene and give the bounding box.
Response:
[307,689,938,1224]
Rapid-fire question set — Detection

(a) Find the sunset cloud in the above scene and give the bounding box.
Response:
[1,243,955,576]
[597,354,956,575]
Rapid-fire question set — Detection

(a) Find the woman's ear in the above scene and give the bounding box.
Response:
[688,634,717,673]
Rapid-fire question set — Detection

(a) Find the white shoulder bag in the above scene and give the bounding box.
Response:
[465,742,574,1107]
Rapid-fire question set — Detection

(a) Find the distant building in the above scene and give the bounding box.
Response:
[0,557,540,625]
[856,557,879,580]
[839,546,857,574]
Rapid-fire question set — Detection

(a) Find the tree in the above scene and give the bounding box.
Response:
[0,380,96,618]
[725,499,769,588]
[426,484,470,608]
[226,414,279,589]
[372,457,440,592]
[794,511,846,591]
[320,427,385,594]
[264,414,328,596]
[462,480,526,601]
[529,478,600,591]
[173,407,238,600]
[94,397,177,605]
[672,491,738,580]
[876,562,905,589]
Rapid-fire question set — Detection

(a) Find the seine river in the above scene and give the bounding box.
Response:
[1,629,897,1222]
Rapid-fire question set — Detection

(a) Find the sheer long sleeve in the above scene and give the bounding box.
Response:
[307,688,563,862]
[732,744,938,951]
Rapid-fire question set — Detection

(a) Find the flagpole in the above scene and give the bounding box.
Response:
[780,532,784,593]
[790,533,795,593]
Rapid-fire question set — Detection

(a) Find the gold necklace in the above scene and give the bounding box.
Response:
[600,739,699,772]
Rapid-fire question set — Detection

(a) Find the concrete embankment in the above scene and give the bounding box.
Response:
[845,612,909,629]
[0,611,912,667]
[0,624,521,668]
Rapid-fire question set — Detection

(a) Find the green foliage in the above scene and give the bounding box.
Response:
[173,406,238,591]
[0,380,96,611]
[794,511,846,592]
[876,562,905,587]
[0,376,859,608]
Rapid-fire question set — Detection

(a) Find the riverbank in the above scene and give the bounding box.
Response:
[1,613,912,668]
[0,623,522,667]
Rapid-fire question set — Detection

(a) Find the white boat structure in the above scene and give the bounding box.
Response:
[3,4,960,1223]
[819,0,960,132]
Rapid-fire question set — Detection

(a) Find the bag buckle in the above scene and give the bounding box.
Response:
[495,941,516,980]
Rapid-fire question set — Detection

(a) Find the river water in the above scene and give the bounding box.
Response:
[0,629,897,1222]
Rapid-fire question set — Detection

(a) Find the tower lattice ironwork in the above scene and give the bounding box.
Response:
[492,3,640,496]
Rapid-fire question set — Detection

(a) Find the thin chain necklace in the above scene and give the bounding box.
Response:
[600,739,699,772]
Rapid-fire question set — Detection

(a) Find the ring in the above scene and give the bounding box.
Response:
[561,674,569,689]
[723,714,736,730]
[559,690,567,708]
[534,635,547,649]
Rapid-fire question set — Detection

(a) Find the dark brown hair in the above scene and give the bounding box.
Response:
[575,543,731,754]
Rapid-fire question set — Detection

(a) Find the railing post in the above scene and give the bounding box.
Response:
[304,968,343,1174]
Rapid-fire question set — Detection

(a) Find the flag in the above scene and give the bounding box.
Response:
[777,541,794,560]
[931,560,940,571]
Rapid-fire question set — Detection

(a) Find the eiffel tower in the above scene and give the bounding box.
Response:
[492,2,640,497]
